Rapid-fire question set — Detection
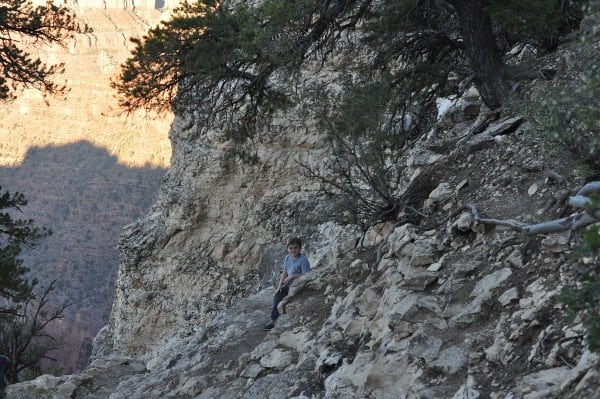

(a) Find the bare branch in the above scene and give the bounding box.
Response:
[576,181,600,197]
[463,182,600,238]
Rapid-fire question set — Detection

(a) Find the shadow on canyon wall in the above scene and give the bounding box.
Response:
[0,140,167,374]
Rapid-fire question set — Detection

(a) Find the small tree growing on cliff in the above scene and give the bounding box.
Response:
[0,0,81,100]
[0,187,51,310]
[0,187,67,381]
[0,280,68,382]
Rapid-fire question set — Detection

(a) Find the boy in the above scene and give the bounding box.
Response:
[263,237,310,330]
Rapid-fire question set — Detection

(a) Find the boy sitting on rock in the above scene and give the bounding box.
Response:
[263,237,310,330]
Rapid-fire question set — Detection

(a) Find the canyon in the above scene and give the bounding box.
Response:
[0,0,175,372]
[3,1,600,398]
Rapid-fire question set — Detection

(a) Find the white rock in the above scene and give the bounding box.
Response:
[428,182,453,203]
[401,239,437,267]
[452,212,474,232]
[528,183,538,196]
[498,288,519,306]
[279,327,313,353]
[240,363,264,378]
[259,348,295,370]
[450,376,480,399]
[471,268,513,299]
[431,345,468,375]
[427,262,443,272]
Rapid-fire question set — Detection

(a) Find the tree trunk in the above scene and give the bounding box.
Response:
[446,0,507,109]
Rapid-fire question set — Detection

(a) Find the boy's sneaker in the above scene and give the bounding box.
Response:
[263,321,275,330]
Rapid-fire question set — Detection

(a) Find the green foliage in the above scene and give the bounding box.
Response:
[116,0,585,159]
[0,0,81,100]
[485,0,583,49]
[0,188,64,382]
[0,187,51,310]
[113,0,325,142]
[559,251,600,351]
[525,5,600,171]
[584,224,600,251]
[299,72,428,229]
[559,170,600,351]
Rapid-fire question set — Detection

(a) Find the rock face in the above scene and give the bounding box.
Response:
[107,106,332,355]
[7,5,600,399]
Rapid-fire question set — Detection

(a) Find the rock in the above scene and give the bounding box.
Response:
[452,212,474,233]
[427,262,443,272]
[279,327,313,353]
[428,182,453,203]
[485,334,514,365]
[471,268,513,299]
[449,268,513,325]
[387,223,415,256]
[251,341,279,361]
[498,288,519,306]
[259,348,295,370]
[450,376,480,399]
[528,183,539,196]
[542,233,570,252]
[408,149,443,167]
[324,352,422,398]
[506,248,524,268]
[516,366,571,397]
[481,116,523,136]
[241,363,264,379]
[431,345,469,375]
[401,239,437,267]
[407,330,443,363]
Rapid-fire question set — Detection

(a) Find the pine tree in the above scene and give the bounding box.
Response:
[0,0,80,100]
[0,187,51,313]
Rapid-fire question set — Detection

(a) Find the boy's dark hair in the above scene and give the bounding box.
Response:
[286,237,302,248]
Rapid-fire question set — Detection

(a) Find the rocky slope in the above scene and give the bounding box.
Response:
[6,6,600,399]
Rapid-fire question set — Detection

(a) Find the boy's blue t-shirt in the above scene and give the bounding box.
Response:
[283,253,310,286]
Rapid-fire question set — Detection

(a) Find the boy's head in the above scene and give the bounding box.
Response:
[286,237,302,249]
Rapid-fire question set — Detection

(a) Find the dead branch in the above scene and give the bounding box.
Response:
[463,181,600,236]
[576,181,600,197]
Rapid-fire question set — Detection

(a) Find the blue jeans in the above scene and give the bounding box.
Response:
[270,285,289,321]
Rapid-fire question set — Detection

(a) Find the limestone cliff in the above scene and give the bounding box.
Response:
[106,101,333,355]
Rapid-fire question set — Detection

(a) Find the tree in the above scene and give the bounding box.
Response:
[114,0,583,130]
[0,280,68,382]
[0,188,66,381]
[0,187,51,313]
[0,0,80,100]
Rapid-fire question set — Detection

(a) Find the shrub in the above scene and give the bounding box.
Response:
[560,195,600,351]
[525,3,600,172]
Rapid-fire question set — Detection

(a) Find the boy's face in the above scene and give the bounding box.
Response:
[287,244,301,258]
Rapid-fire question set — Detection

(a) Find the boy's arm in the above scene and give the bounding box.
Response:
[284,257,310,283]
[277,269,288,291]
